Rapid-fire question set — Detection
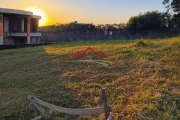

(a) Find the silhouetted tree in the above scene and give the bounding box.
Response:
[71,23,96,31]
[95,23,126,31]
[163,0,180,13]
[163,0,180,27]
[126,11,173,32]
[40,23,126,32]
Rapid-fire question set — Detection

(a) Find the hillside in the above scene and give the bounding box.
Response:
[0,37,180,120]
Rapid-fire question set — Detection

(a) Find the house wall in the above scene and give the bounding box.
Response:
[27,17,31,44]
[27,37,40,44]
[0,14,3,45]
[31,37,37,44]
[8,16,23,32]
[4,37,28,45]
[0,13,41,45]
[4,36,40,45]
[4,16,9,32]
[14,37,27,45]
[31,18,38,32]
[21,18,24,32]
[4,37,14,45]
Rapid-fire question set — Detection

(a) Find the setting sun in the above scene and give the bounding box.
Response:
[25,7,47,26]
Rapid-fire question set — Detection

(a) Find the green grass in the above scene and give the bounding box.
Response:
[0,37,180,120]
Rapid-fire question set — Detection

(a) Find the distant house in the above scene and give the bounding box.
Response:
[0,8,41,45]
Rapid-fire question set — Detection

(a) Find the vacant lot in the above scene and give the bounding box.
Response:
[0,37,180,120]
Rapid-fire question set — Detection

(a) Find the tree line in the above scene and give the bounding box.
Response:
[40,22,126,32]
[40,0,180,33]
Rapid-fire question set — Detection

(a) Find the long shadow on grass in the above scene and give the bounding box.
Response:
[0,47,85,120]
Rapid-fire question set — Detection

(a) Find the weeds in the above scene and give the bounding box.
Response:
[0,37,180,119]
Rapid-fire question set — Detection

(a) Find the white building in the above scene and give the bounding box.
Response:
[0,8,41,45]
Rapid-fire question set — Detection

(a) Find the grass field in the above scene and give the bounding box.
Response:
[0,37,180,120]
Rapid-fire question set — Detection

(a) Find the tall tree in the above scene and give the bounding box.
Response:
[171,0,180,13]
[163,0,180,12]
[127,11,173,32]
[163,0,180,27]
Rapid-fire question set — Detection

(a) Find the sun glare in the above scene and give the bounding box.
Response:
[25,7,47,26]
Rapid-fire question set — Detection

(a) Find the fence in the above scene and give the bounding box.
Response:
[40,29,180,43]
[28,88,112,120]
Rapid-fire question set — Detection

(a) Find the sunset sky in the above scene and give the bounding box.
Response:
[0,0,166,26]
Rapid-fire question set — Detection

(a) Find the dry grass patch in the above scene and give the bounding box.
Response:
[0,37,180,119]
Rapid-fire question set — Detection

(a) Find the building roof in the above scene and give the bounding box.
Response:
[0,8,32,16]
[32,15,41,19]
[0,8,41,19]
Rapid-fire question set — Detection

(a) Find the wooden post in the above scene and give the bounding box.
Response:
[102,88,110,119]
